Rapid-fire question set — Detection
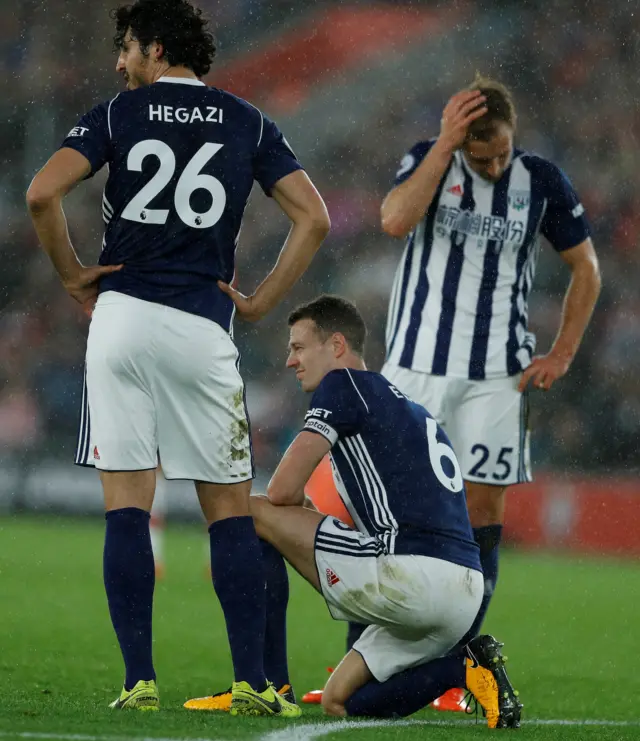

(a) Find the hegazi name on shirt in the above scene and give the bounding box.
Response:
[148,104,223,124]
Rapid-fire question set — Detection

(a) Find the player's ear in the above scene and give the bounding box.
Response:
[152,41,165,62]
[332,332,347,358]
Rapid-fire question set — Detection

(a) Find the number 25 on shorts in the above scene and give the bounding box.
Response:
[469,444,513,482]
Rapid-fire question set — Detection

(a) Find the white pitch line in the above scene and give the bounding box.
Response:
[0,735,223,741]
[529,720,640,726]
[261,719,421,741]
[259,717,640,741]
[3,718,640,741]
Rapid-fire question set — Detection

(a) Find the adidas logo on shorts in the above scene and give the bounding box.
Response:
[326,568,340,587]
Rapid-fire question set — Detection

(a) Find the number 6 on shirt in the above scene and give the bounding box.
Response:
[426,417,463,493]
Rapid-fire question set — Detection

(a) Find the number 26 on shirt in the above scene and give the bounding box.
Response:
[121,139,226,229]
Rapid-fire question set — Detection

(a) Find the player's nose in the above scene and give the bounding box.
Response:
[115,55,125,72]
[487,161,501,180]
[286,354,297,369]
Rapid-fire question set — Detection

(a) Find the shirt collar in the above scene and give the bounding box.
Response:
[157,76,205,86]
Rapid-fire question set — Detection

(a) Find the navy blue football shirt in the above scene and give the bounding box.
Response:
[303,368,481,571]
[60,77,303,330]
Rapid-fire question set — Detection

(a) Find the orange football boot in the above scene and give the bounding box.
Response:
[302,667,333,704]
[430,687,470,712]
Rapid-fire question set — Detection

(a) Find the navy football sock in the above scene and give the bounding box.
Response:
[103,507,156,691]
[346,622,366,652]
[209,516,267,692]
[459,524,503,646]
[345,652,466,718]
[261,539,290,689]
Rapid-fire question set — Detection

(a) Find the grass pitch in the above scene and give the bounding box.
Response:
[0,514,637,740]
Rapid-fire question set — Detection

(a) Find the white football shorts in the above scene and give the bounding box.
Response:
[381,363,531,485]
[76,291,253,483]
[315,517,483,682]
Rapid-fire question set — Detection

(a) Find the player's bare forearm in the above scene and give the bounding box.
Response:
[27,149,123,308]
[26,152,89,283]
[220,217,328,323]
[267,431,331,506]
[380,139,454,238]
[220,170,330,322]
[252,218,328,316]
[267,481,306,507]
[27,196,84,284]
[254,171,330,318]
[551,249,601,361]
[381,91,487,238]
[519,239,600,392]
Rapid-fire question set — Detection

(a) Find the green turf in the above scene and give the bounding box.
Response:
[0,514,637,740]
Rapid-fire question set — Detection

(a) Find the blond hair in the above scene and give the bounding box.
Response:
[466,73,517,140]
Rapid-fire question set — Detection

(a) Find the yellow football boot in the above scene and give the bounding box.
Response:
[184,686,233,711]
[465,635,522,729]
[229,681,301,717]
[184,683,295,712]
[109,679,159,711]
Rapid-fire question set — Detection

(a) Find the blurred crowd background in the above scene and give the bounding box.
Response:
[1,0,638,484]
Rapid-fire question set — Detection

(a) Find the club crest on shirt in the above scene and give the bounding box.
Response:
[508,190,530,211]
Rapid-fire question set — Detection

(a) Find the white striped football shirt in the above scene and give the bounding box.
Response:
[385,141,590,379]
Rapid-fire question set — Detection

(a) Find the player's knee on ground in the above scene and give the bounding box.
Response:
[321,688,347,717]
[321,649,373,717]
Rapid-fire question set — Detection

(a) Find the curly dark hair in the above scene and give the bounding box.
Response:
[112,0,216,77]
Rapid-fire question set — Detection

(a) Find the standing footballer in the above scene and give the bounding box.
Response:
[26,0,329,716]
[380,74,600,706]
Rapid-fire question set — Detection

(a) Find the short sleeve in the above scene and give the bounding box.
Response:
[538,160,591,251]
[393,139,436,186]
[59,102,111,179]
[253,114,303,196]
[302,370,367,445]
